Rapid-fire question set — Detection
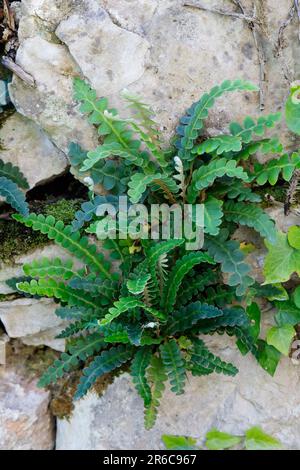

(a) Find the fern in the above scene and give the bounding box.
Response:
[187,159,249,203]
[164,302,223,336]
[75,345,134,399]
[204,229,254,296]
[250,153,300,186]
[0,159,29,189]
[14,213,113,280]
[223,201,276,243]
[0,176,29,216]
[38,333,106,387]
[127,173,162,203]
[71,195,119,232]
[81,143,147,172]
[144,356,167,429]
[161,252,215,313]
[100,297,166,327]
[131,347,152,406]
[160,340,186,395]
[176,270,219,306]
[204,196,223,236]
[23,258,75,280]
[175,79,258,161]
[187,339,238,377]
[229,113,281,143]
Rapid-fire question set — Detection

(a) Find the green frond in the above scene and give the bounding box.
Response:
[23,258,75,280]
[176,79,258,161]
[165,302,223,336]
[0,176,29,216]
[161,252,215,313]
[204,196,224,236]
[223,201,276,243]
[38,333,106,387]
[131,347,152,406]
[13,213,113,280]
[144,356,167,429]
[0,159,29,189]
[187,338,238,377]
[176,270,219,306]
[250,153,300,186]
[160,339,186,395]
[74,345,134,399]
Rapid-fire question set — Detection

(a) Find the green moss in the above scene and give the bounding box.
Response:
[0,198,83,263]
[257,185,287,206]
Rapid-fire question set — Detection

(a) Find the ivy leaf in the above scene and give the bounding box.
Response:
[257,340,281,377]
[266,324,295,356]
[204,196,223,236]
[275,300,300,327]
[288,226,300,250]
[162,435,199,450]
[263,232,300,284]
[293,285,300,308]
[205,429,241,450]
[245,427,282,450]
[237,302,261,355]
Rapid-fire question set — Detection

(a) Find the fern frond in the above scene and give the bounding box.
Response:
[69,276,117,305]
[187,338,238,377]
[204,229,254,296]
[173,156,186,199]
[74,345,134,399]
[223,201,276,243]
[0,176,29,216]
[192,135,242,156]
[56,318,96,339]
[81,143,146,172]
[232,137,283,161]
[131,347,152,406]
[101,322,130,344]
[127,173,162,203]
[71,195,119,232]
[229,113,281,143]
[161,252,215,313]
[176,270,219,306]
[165,302,223,336]
[201,286,236,307]
[17,279,103,310]
[38,333,106,387]
[55,306,92,320]
[194,306,250,334]
[144,356,167,429]
[13,213,113,280]
[250,153,300,186]
[175,79,258,161]
[127,274,151,295]
[204,196,223,236]
[0,160,29,189]
[160,340,186,395]
[23,258,75,280]
[187,159,249,203]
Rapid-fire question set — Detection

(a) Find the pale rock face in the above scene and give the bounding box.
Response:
[0,298,67,352]
[0,367,54,450]
[56,334,300,450]
[0,334,9,365]
[10,0,299,154]
[0,113,67,190]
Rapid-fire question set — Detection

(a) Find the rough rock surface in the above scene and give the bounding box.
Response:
[9,0,300,154]
[0,113,67,190]
[0,298,67,351]
[56,334,300,450]
[0,366,54,450]
[0,334,9,365]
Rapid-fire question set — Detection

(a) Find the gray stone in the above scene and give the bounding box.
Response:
[0,298,67,352]
[0,113,67,190]
[0,366,54,449]
[56,334,300,450]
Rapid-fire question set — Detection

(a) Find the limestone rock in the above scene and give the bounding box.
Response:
[0,334,9,365]
[10,0,300,154]
[56,334,300,450]
[0,367,54,449]
[0,298,67,352]
[0,113,67,190]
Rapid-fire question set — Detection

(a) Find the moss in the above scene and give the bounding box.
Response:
[257,185,287,206]
[0,198,83,263]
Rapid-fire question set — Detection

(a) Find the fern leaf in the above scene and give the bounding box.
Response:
[160,340,186,395]
[144,356,167,429]
[192,135,242,156]
[204,196,223,236]
[0,159,29,189]
[71,195,119,232]
[38,333,106,387]
[55,306,92,320]
[99,297,166,327]
[201,286,236,308]
[250,153,300,186]
[165,302,223,336]
[74,345,134,399]
[81,143,146,172]
[204,229,254,296]
[187,159,249,203]
[0,176,29,216]
[17,279,103,310]
[161,252,215,313]
[13,213,113,280]
[131,347,152,406]
[194,306,250,334]
[127,274,151,295]
[146,239,185,296]
[23,258,75,280]
[176,79,258,161]
[101,322,130,344]
[69,276,117,305]
[176,270,219,306]
[127,173,162,203]
[56,318,96,338]
[233,137,283,161]
[229,113,281,143]
[224,201,276,243]
[187,338,238,377]
[223,181,261,202]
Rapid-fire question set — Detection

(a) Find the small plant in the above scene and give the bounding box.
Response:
[0,159,29,215]
[162,426,282,450]
[14,78,295,428]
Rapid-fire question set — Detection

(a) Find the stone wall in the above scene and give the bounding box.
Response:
[1,0,300,450]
